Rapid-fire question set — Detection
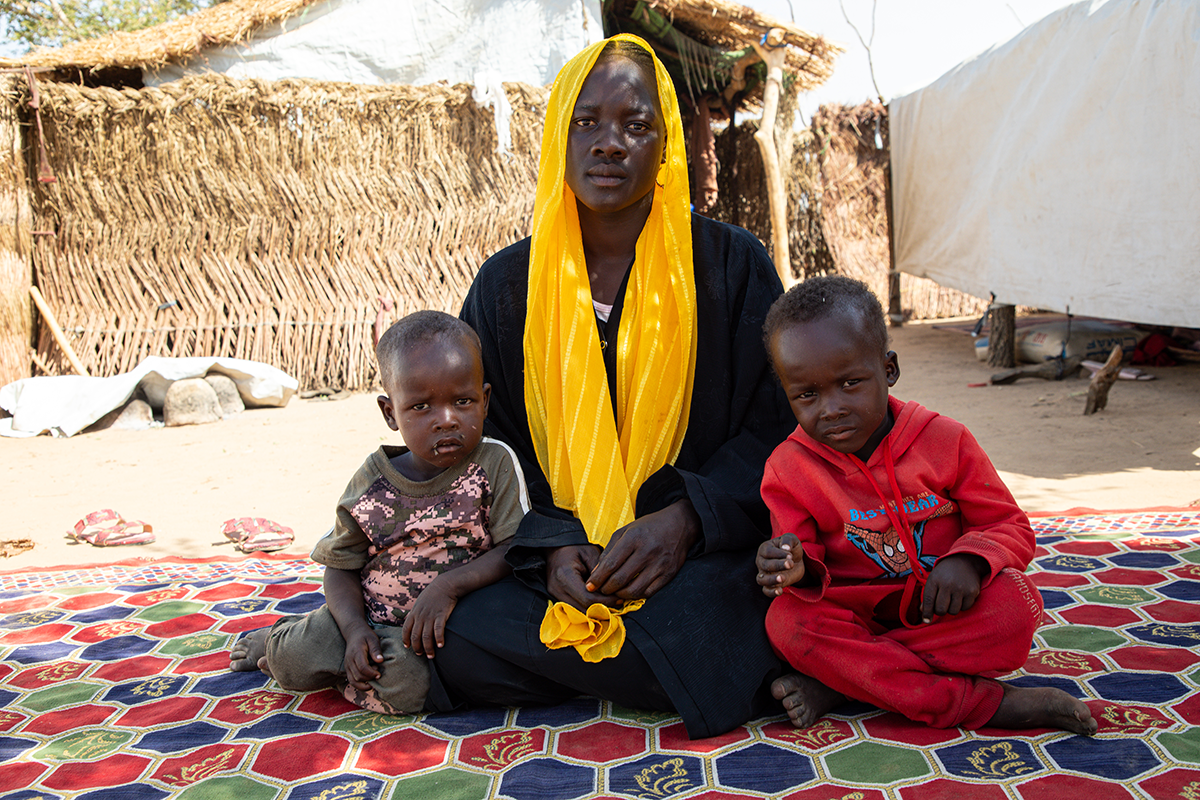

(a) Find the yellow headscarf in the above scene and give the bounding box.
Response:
[524,35,696,661]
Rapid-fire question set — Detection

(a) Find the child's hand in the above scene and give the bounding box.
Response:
[403,579,458,659]
[920,554,988,623]
[343,624,384,691]
[756,533,806,597]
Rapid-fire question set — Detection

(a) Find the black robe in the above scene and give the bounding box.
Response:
[433,214,794,738]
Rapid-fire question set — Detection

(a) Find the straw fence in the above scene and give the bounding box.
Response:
[12,75,546,390]
[0,78,983,394]
[710,86,835,281]
[0,76,31,388]
[809,102,988,320]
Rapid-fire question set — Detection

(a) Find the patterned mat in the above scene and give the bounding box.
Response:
[1,510,1199,799]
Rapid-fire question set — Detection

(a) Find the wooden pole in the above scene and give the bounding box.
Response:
[987,303,1016,369]
[750,30,793,289]
[881,106,902,327]
[29,285,88,376]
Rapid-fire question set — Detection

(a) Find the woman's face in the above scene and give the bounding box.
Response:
[565,56,665,216]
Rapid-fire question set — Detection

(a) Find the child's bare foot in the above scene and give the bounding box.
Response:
[772,673,844,728]
[988,684,1097,735]
[229,628,273,677]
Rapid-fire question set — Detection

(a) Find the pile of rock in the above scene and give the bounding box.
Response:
[88,373,247,432]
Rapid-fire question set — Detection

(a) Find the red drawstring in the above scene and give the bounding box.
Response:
[849,439,927,628]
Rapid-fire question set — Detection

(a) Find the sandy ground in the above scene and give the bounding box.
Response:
[2,317,1197,571]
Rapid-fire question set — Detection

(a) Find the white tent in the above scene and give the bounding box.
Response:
[146,0,603,88]
[889,0,1200,328]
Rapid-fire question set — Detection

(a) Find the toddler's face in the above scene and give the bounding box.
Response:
[379,338,489,481]
[770,314,898,456]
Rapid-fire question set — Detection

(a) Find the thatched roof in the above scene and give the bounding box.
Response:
[620,0,839,90]
[0,0,321,72]
[0,0,839,92]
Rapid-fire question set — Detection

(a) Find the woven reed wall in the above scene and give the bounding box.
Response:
[710,115,834,282]
[811,102,988,320]
[20,75,546,390]
[0,76,31,387]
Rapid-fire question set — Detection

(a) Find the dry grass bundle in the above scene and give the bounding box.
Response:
[20,75,546,390]
[636,0,840,91]
[0,0,322,72]
[811,102,988,320]
[2,0,841,89]
[0,76,31,387]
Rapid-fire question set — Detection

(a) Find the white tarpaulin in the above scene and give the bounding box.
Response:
[890,0,1200,328]
[0,357,297,438]
[145,0,603,88]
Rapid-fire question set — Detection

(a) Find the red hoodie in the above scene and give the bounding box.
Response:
[761,395,1035,615]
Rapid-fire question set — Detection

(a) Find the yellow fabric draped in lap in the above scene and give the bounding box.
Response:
[525,34,696,662]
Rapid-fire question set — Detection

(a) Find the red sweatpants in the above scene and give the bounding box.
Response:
[765,567,1043,729]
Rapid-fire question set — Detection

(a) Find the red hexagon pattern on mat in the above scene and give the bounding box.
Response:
[658,721,751,754]
[355,729,448,775]
[1011,773,1153,800]
[218,612,282,634]
[151,742,253,787]
[861,712,966,747]
[42,753,152,791]
[92,656,174,682]
[170,651,232,675]
[145,613,220,639]
[194,583,258,602]
[55,592,126,611]
[1,622,76,645]
[209,691,295,724]
[1109,644,1200,672]
[24,703,118,735]
[898,778,1009,800]
[114,696,208,728]
[1022,649,1106,676]
[760,719,856,751]
[297,688,360,718]
[458,728,548,770]
[1057,604,1142,627]
[1138,768,1200,800]
[253,732,350,781]
[1090,701,1175,734]
[7,660,90,689]
[555,722,645,763]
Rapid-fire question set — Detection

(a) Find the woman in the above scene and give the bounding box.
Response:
[434,35,814,738]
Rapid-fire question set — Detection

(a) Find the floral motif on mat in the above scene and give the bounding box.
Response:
[0,511,1198,799]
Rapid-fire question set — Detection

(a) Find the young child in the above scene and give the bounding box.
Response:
[230,310,529,714]
[756,276,1096,735]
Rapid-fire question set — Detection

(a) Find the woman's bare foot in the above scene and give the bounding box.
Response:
[772,673,844,728]
[229,628,273,677]
[988,684,1097,735]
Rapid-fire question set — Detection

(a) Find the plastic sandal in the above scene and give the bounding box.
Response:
[70,511,155,546]
[71,509,123,542]
[220,518,294,553]
[91,521,155,546]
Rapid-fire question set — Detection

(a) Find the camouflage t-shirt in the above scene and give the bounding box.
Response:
[313,438,530,626]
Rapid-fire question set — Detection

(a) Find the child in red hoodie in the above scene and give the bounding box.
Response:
[757,276,1096,735]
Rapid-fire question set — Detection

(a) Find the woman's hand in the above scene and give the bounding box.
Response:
[546,543,621,610]
[585,499,701,601]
